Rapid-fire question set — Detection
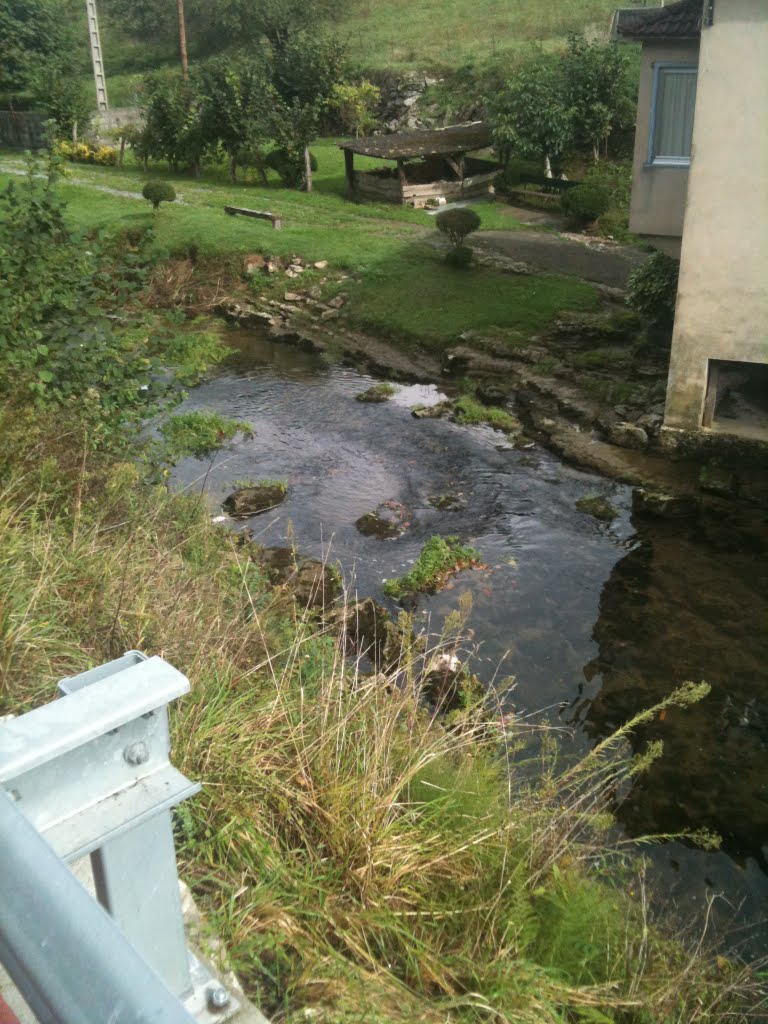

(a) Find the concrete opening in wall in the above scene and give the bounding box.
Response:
[702,359,768,441]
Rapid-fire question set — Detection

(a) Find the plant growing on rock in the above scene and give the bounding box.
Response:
[383,535,481,599]
[142,180,177,210]
[356,382,396,403]
[436,207,481,268]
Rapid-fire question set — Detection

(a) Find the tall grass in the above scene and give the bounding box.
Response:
[1,411,764,1022]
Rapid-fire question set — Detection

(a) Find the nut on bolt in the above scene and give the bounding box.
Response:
[206,984,231,1011]
[123,741,150,766]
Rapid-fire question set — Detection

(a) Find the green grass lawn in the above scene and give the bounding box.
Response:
[0,142,598,348]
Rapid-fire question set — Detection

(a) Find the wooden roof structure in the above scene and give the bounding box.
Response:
[339,122,493,161]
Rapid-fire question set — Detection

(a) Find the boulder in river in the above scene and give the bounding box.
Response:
[254,546,341,610]
[576,495,618,522]
[632,488,700,520]
[325,598,410,669]
[223,482,287,518]
[356,500,411,539]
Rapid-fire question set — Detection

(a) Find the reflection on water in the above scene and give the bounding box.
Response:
[172,328,768,954]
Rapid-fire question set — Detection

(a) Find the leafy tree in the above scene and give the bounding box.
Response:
[29,57,92,138]
[561,35,636,162]
[197,56,271,183]
[490,55,574,176]
[267,32,352,191]
[0,0,83,95]
[141,70,206,174]
[330,80,380,138]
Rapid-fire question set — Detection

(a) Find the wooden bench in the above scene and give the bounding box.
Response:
[224,206,282,230]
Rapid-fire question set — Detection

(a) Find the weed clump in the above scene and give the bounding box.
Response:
[159,410,250,458]
[383,535,481,599]
[453,393,520,434]
[356,382,396,403]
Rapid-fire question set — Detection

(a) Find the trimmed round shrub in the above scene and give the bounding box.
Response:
[445,245,473,269]
[436,207,482,248]
[142,180,176,210]
[560,182,610,224]
[627,250,680,337]
[265,147,318,189]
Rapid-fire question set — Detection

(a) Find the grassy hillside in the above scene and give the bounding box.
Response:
[92,0,626,106]
[336,0,622,72]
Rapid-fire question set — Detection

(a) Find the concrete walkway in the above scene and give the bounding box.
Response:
[474,229,647,289]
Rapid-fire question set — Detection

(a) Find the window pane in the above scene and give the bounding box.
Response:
[653,69,697,159]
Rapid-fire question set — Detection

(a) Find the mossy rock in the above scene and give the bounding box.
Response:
[356,383,396,403]
[356,500,411,539]
[253,546,341,610]
[223,483,287,518]
[576,495,618,522]
[546,310,642,349]
[428,492,463,511]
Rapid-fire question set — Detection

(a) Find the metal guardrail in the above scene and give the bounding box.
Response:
[0,652,237,1024]
[0,790,197,1024]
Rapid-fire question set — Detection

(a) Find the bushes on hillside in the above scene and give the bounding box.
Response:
[561,182,610,225]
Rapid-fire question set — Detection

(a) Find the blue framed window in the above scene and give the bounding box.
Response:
[648,64,698,166]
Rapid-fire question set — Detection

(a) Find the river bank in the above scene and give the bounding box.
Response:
[2,152,767,1021]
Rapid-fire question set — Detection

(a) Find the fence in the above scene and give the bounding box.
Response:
[0,111,48,150]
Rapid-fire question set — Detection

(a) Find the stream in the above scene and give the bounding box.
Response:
[172,328,768,958]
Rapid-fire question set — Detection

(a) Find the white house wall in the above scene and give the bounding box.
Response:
[664,0,768,431]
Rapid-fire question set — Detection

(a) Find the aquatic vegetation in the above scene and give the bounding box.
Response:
[355,382,397,402]
[383,534,482,599]
[453,394,521,434]
[159,410,251,459]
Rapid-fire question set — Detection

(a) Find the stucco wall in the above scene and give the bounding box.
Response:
[628,40,699,239]
[665,0,768,432]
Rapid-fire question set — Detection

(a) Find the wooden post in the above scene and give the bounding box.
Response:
[396,159,408,203]
[176,0,188,82]
[344,148,355,195]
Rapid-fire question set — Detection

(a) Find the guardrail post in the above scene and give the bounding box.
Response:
[0,651,238,1021]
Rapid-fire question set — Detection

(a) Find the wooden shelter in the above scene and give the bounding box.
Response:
[339,122,499,208]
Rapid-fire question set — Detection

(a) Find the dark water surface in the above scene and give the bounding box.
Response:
[173,329,768,956]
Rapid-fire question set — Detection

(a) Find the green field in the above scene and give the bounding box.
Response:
[0,143,598,349]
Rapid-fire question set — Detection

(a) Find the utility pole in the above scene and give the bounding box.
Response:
[177,0,189,82]
[85,0,109,113]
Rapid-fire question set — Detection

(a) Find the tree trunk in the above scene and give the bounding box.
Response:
[118,135,126,167]
[142,155,148,172]
[593,139,600,163]
[544,155,552,178]
[176,0,188,82]
[72,121,78,145]
[228,152,236,184]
